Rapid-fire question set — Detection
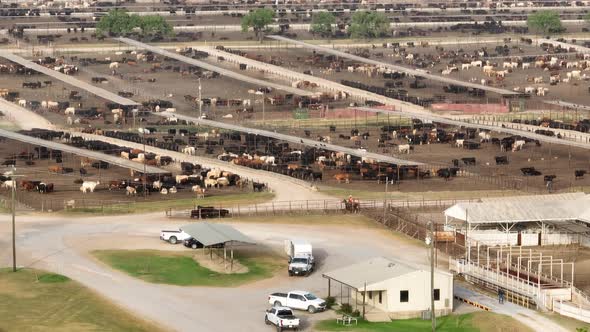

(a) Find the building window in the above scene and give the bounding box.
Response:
[378,291,383,304]
[400,290,409,303]
[368,291,372,300]
[434,289,440,301]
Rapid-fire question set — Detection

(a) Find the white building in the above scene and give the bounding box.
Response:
[323,257,453,321]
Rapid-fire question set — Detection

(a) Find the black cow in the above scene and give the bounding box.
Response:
[521,167,542,176]
[461,157,476,165]
[575,170,587,179]
[495,156,509,165]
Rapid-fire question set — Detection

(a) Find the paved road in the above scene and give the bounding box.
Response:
[455,285,569,332]
[0,212,434,332]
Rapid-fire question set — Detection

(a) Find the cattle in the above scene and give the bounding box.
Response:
[398,144,411,154]
[48,165,62,173]
[455,139,464,148]
[334,173,351,183]
[216,177,230,187]
[80,181,99,193]
[253,182,266,192]
[521,167,542,176]
[204,178,218,188]
[512,140,526,152]
[36,182,54,194]
[461,157,476,165]
[176,175,189,184]
[2,180,16,189]
[495,156,509,165]
[575,170,586,179]
[544,175,557,182]
[126,186,137,196]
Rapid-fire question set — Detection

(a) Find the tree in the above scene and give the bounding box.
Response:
[347,11,389,39]
[241,8,275,41]
[527,11,563,35]
[96,9,138,36]
[311,12,336,37]
[138,15,173,36]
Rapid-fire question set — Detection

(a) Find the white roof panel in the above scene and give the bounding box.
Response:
[445,193,590,224]
[181,222,256,246]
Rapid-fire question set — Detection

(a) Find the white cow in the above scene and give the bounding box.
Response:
[18,99,27,107]
[216,177,230,187]
[125,186,137,196]
[169,186,177,194]
[455,139,465,148]
[80,181,99,193]
[512,140,526,152]
[2,180,16,189]
[522,62,531,69]
[204,178,218,188]
[471,60,483,67]
[461,63,471,70]
[109,62,119,69]
[182,146,195,155]
[398,144,410,154]
[65,107,75,115]
[176,175,189,184]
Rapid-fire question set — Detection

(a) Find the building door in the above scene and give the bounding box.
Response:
[517,232,522,246]
[538,232,542,246]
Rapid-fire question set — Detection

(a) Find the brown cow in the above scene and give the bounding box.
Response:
[334,173,351,184]
[131,149,143,154]
[48,165,62,173]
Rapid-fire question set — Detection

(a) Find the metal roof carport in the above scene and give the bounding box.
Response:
[181,222,255,247]
[180,222,256,272]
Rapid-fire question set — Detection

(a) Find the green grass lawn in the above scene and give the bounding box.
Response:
[62,192,274,215]
[93,249,285,287]
[315,312,534,332]
[0,268,163,332]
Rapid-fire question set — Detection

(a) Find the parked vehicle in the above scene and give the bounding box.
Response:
[265,306,300,331]
[183,238,204,249]
[190,206,230,219]
[268,291,326,313]
[160,229,191,244]
[184,238,223,249]
[284,240,315,276]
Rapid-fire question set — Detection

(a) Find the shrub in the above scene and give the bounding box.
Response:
[340,303,352,314]
[325,296,336,309]
[352,309,361,317]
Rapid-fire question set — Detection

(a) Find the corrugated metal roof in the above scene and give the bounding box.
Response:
[180,222,255,247]
[323,257,450,290]
[481,193,587,203]
[445,193,590,224]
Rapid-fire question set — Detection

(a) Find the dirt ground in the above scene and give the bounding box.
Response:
[0,137,253,210]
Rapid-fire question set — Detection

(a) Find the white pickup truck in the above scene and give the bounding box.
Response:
[160,228,191,244]
[264,306,300,331]
[268,290,326,313]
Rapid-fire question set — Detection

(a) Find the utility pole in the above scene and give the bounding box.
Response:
[198,78,202,118]
[143,131,147,198]
[11,180,16,272]
[430,220,436,332]
[10,170,23,272]
[426,221,436,332]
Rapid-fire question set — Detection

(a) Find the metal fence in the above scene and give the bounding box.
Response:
[165,197,471,219]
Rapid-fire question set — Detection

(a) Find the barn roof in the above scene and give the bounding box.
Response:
[323,257,451,290]
[180,222,255,247]
[444,193,590,225]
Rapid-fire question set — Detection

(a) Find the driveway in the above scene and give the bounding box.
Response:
[0,213,429,331]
